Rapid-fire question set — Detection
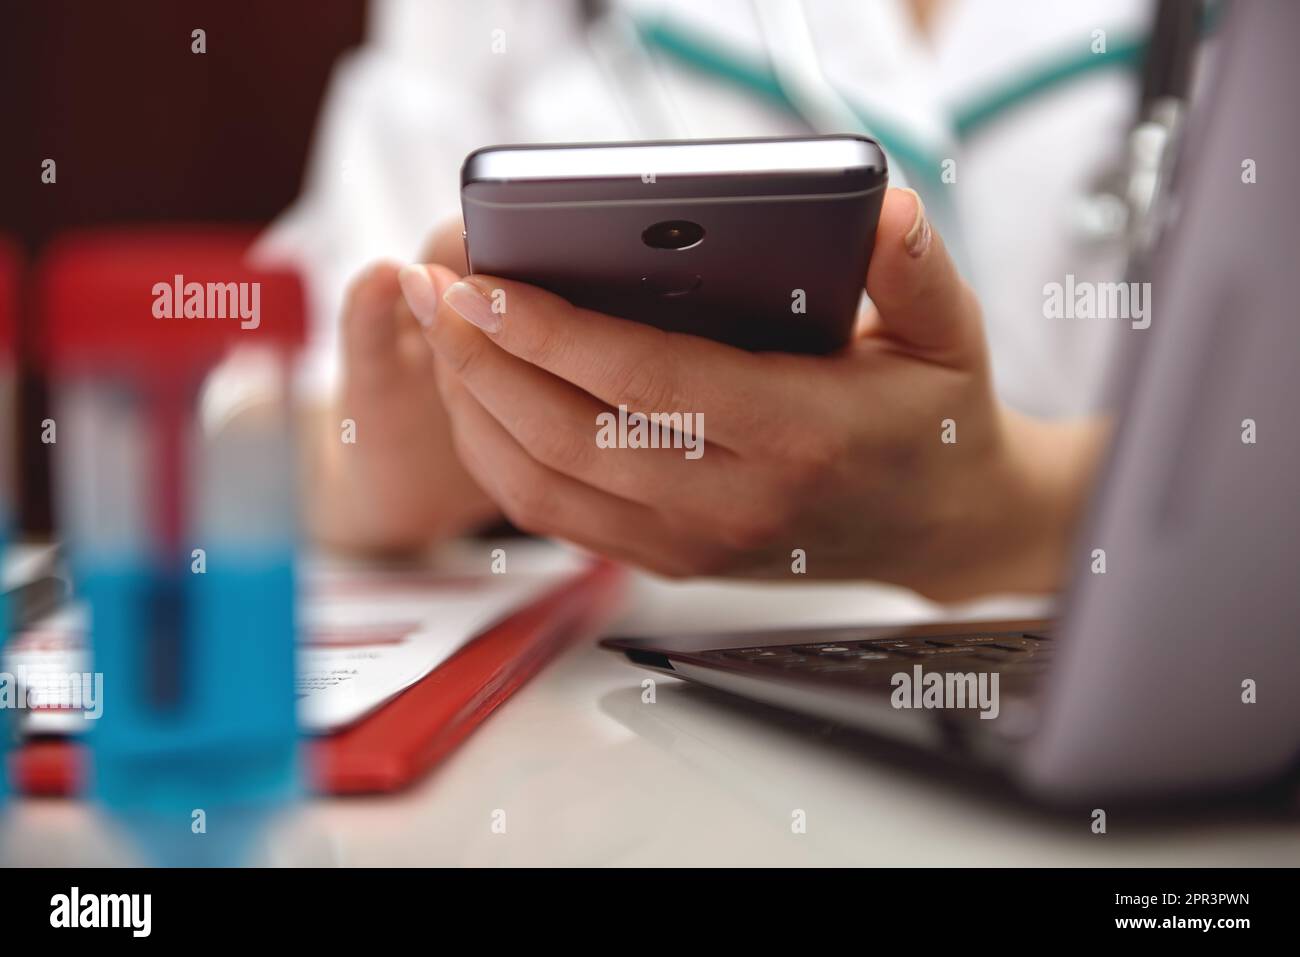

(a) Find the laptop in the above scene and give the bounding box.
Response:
[601,0,1300,806]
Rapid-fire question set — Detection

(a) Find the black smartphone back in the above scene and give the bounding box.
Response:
[460,135,887,353]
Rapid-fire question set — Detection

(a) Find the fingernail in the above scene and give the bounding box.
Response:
[398,264,441,328]
[443,279,503,335]
[902,189,932,258]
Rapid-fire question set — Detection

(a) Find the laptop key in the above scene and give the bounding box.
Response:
[985,636,1044,652]
[863,640,922,652]
[745,654,811,666]
[721,648,787,660]
[924,634,1022,647]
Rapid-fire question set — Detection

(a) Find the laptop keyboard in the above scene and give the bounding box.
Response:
[699,630,1055,683]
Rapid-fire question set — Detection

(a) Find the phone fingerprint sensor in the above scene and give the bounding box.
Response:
[641,273,702,298]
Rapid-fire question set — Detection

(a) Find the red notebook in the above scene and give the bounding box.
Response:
[12,561,625,796]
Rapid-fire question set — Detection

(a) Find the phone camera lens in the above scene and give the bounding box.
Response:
[642,220,705,251]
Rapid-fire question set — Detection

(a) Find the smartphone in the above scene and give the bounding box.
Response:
[460,135,887,353]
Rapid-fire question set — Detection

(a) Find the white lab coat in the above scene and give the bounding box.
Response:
[258,0,1150,417]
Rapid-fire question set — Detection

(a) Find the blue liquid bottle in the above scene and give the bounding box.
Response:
[45,232,306,865]
[0,248,14,810]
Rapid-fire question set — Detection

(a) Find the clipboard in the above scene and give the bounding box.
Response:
[11,560,625,796]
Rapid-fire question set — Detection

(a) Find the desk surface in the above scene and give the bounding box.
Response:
[6,573,1298,866]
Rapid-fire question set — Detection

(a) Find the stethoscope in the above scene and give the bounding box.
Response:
[583,0,1211,271]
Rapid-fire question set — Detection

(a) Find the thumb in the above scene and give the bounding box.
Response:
[864,188,984,363]
[396,262,460,333]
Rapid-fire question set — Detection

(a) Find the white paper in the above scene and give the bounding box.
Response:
[3,543,589,735]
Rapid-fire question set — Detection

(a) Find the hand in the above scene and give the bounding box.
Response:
[307,224,500,552]
[404,190,1106,599]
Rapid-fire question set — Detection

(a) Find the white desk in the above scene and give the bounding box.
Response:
[5,572,1299,866]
